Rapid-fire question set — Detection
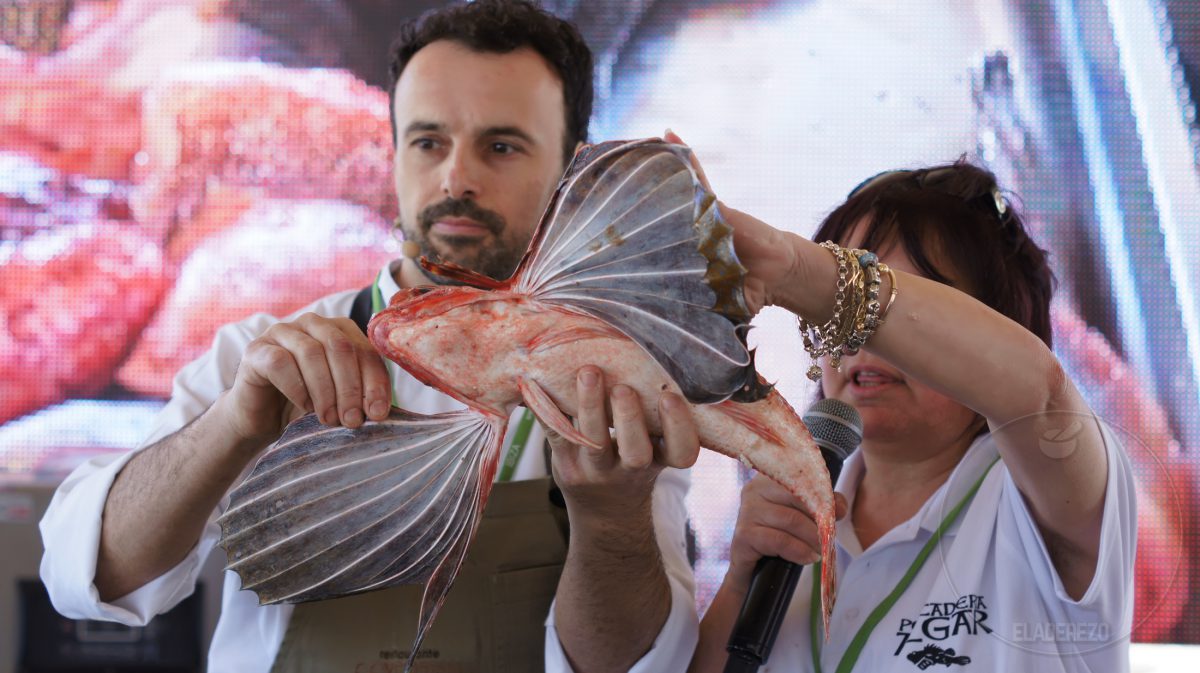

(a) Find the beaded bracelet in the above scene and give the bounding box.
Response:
[844,251,883,354]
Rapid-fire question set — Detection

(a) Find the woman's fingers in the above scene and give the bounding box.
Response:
[730,475,830,572]
[663,128,715,193]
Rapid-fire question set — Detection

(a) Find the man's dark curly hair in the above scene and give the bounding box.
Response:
[387,0,594,165]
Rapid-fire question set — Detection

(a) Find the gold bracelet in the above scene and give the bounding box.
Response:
[845,251,882,353]
[798,243,852,380]
[798,244,891,381]
[877,263,898,324]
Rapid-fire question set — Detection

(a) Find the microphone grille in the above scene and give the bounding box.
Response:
[802,398,863,460]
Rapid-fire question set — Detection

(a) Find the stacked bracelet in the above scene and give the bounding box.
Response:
[797,243,897,381]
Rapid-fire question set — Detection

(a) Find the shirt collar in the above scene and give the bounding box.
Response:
[914,434,1000,535]
[376,259,404,306]
[834,434,1000,554]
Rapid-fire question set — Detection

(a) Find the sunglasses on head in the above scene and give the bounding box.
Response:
[846,168,1010,222]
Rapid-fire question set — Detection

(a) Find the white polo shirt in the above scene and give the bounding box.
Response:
[761,423,1135,672]
[39,260,698,673]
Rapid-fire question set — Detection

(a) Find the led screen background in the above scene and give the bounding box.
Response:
[1,0,1197,650]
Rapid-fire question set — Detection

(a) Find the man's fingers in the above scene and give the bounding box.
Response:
[575,367,614,460]
[610,385,654,470]
[360,348,392,421]
[657,392,699,469]
[266,325,339,425]
[245,341,311,413]
[316,320,366,428]
[746,473,814,509]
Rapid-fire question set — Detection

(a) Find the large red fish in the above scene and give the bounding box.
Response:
[218,139,836,660]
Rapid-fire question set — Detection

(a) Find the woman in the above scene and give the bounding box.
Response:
[683,153,1136,672]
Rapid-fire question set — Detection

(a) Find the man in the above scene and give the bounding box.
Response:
[39,2,699,671]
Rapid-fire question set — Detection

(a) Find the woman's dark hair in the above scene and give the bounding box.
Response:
[386,0,593,165]
[813,159,1056,348]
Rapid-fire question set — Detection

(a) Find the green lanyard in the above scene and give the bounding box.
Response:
[497,409,535,482]
[809,456,1001,673]
[371,275,401,408]
[373,273,534,483]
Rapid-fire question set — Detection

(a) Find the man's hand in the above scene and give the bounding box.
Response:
[225,313,393,449]
[548,366,699,521]
[548,365,700,672]
[95,312,392,601]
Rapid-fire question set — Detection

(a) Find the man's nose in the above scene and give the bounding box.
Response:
[441,146,481,199]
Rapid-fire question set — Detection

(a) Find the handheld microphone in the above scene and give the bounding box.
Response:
[723,398,862,673]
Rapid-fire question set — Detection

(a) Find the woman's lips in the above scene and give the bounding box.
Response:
[846,366,902,396]
[431,218,492,238]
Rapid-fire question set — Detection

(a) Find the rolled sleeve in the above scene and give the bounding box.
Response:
[1002,421,1137,617]
[37,310,276,625]
[544,467,699,672]
[38,448,223,625]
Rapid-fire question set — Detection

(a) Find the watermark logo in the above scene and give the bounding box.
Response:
[1011,621,1111,643]
[1037,418,1084,459]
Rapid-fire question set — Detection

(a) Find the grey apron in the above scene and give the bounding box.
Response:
[269,476,568,673]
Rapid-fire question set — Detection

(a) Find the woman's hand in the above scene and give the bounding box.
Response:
[689,474,847,673]
[664,130,803,315]
[726,474,848,594]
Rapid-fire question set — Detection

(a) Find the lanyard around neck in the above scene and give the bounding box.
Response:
[809,456,1001,673]
[374,272,535,482]
[371,275,401,408]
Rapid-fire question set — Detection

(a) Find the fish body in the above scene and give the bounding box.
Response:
[219,139,836,667]
[373,288,833,547]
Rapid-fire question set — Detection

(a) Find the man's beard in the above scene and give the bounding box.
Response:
[402,197,525,285]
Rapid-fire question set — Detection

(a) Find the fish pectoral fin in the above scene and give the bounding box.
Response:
[404,424,500,673]
[217,408,506,607]
[518,376,603,450]
[714,400,785,446]
[508,139,761,405]
[419,256,507,290]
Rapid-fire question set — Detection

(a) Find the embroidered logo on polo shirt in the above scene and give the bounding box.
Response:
[894,594,991,667]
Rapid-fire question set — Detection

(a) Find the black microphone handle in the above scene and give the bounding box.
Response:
[723,447,846,673]
[723,556,804,671]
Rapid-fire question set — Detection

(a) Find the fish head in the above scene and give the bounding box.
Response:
[368,285,517,413]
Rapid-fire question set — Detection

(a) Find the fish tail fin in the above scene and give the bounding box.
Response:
[820,514,837,641]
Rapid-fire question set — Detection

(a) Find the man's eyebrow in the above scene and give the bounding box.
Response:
[402,122,538,147]
[404,121,443,135]
[482,126,538,146]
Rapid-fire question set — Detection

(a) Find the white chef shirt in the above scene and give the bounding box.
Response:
[761,422,1135,673]
[39,260,698,673]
